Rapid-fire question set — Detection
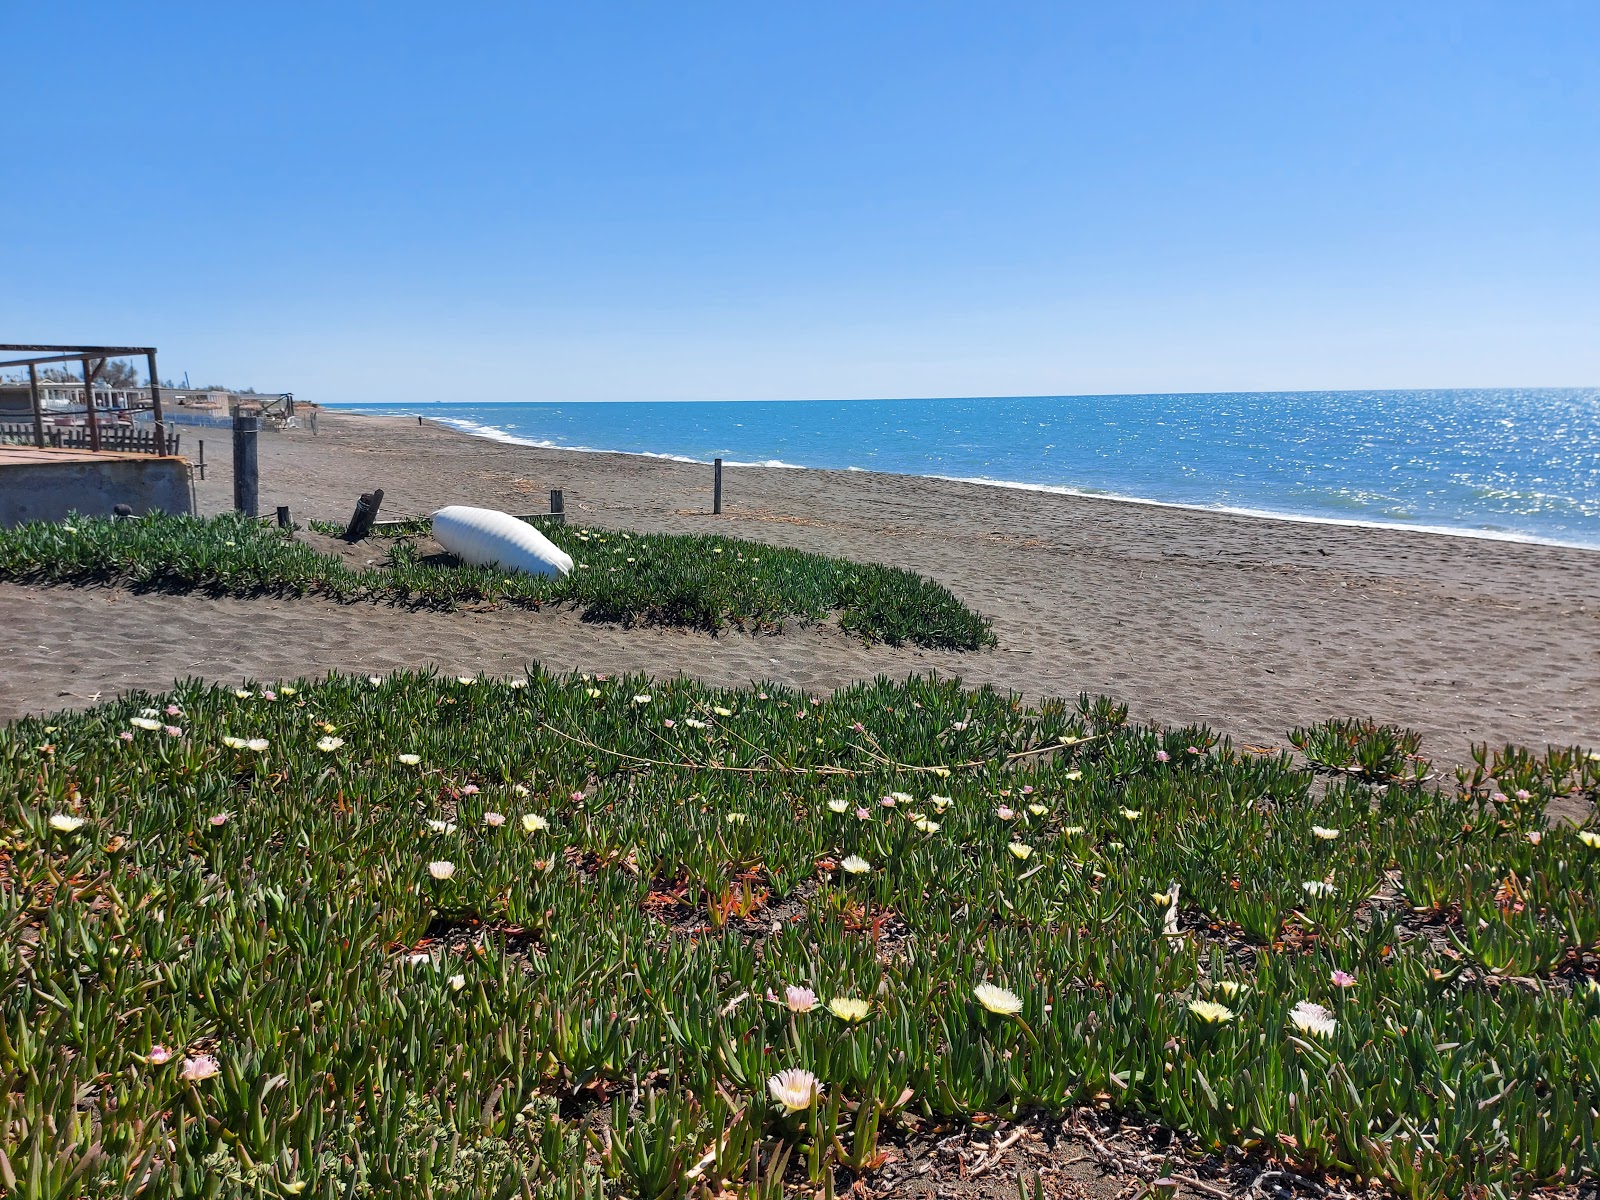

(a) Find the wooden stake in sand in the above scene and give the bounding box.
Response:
[345,489,385,540]
[232,413,260,516]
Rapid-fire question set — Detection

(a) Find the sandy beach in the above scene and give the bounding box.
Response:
[3,409,1596,777]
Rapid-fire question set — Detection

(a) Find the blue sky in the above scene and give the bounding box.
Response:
[3,2,1596,401]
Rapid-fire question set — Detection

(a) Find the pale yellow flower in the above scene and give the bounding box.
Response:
[49,814,86,833]
[522,813,549,833]
[129,717,161,731]
[316,736,344,752]
[841,855,870,874]
[397,753,421,766]
[1312,826,1340,841]
[973,983,1023,1015]
[1008,842,1033,860]
[427,860,456,881]
[828,997,871,1022]
[1188,999,1235,1024]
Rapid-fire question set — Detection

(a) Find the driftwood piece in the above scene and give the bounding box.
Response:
[345,488,385,541]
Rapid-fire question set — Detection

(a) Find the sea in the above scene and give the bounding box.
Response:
[331,390,1600,550]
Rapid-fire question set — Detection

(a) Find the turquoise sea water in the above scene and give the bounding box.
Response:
[332,391,1600,548]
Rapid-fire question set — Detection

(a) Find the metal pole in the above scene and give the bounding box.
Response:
[232,412,260,516]
[276,505,291,528]
[27,363,43,448]
[713,458,722,515]
[81,357,102,452]
[146,349,166,456]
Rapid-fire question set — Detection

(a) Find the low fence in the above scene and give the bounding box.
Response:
[133,410,235,430]
[0,423,182,456]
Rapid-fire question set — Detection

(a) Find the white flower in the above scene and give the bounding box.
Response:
[1120,808,1142,821]
[1312,826,1340,841]
[973,983,1024,1015]
[316,736,344,752]
[633,694,652,705]
[49,814,86,833]
[448,974,466,991]
[841,855,870,875]
[930,795,953,811]
[827,798,850,813]
[1213,980,1248,998]
[1008,842,1033,861]
[246,738,269,752]
[457,676,475,685]
[915,817,941,833]
[1289,1000,1337,1039]
[483,811,506,827]
[129,717,161,731]
[889,791,913,804]
[397,753,421,766]
[427,860,455,881]
[368,675,383,686]
[784,985,817,1013]
[767,1067,820,1113]
[426,819,457,835]
[1301,880,1337,899]
[522,813,549,833]
[234,689,253,699]
[586,688,602,698]
[1061,825,1086,836]
[508,679,528,689]
[713,706,734,717]
[685,718,708,729]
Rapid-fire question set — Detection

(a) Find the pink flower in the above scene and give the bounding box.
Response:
[880,796,896,808]
[783,985,817,1013]
[1156,750,1170,763]
[261,690,277,701]
[147,1044,173,1064]
[209,813,229,827]
[854,807,871,820]
[1526,830,1542,845]
[570,790,586,802]
[1515,789,1532,801]
[1186,746,1200,755]
[757,692,769,700]
[663,718,676,728]
[180,1054,220,1082]
[163,725,183,737]
[462,784,480,795]
[164,705,182,717]
[118,731,134,742]
[996,806,1015,820]
[1331,970,1357,989]
[851,722,866,733]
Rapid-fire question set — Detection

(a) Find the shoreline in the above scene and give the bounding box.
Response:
[329,405,1600,553]
[3,409,1597,791]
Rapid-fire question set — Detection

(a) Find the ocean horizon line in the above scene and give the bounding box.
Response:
[329,403,1600,553]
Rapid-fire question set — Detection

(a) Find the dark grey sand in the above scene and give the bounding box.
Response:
[3,411,1597,782]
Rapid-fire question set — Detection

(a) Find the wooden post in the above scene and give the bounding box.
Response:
[276,505,291,528]
[146,349,166,456]
[81,357,102,452]
[233,413,260,516]
[713,458,722,515]
[27,363,43,449]
[549,488,565,524]
[197,439,206,480]
[345,488,384,540]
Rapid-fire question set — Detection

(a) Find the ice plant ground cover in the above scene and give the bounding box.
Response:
[4,672,1600,1198]
[0,513,994,650]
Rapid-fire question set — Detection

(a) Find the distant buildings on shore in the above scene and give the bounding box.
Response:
[0,381,284,426]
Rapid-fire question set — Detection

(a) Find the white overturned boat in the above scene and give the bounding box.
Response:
[431,505,574,578]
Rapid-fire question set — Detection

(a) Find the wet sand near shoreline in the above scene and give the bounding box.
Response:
[3,410,1597,786]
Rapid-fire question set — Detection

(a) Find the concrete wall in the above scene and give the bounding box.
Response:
[0,458,193,527]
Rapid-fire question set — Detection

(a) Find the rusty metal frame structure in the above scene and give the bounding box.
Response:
[0,343,168,455]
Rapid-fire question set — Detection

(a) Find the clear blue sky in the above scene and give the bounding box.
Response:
[3,2,1596,401]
